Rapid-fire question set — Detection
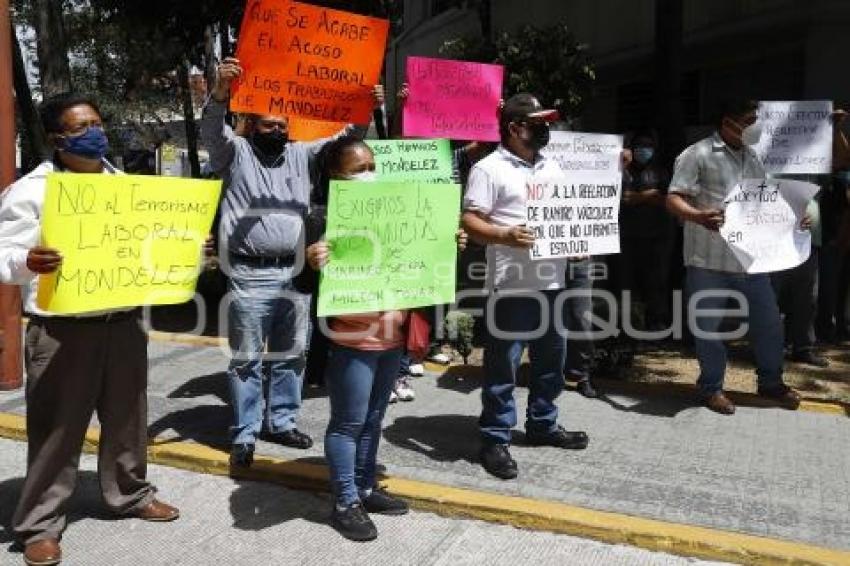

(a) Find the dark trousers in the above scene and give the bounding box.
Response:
[816,243,850,340]
[564,259,595,381]
[771,249,818,353]
[13,313,154,545]
[620,237,673,328]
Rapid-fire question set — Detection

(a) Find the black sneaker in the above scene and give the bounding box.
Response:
[330,502,377,542]
[362,489,409,516]
[229,443,254,468]
[790,350,829,368]
[576,379,598,398]
[479,443,518,480]
[261,429,314,449]
[526,425,589,450]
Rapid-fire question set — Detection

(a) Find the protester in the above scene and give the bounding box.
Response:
[305,137,467,540]
[462,93,589,480]
[563,258,598,397]
[769,109,849,365]
[200,57,383,468]
[816,111,850,344]
[620,130,675,332]
[0,93,179,566]
[666,99,804,415]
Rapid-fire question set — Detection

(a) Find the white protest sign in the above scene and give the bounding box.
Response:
[528,132,623,259]
[720,178,820,274]
[754,100,833,174]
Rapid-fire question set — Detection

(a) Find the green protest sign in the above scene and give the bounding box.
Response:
[317,180,460,317]
[366,139,455,183]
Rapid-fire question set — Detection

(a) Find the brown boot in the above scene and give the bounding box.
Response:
[23,539,61,566]
[705,391,736,415]
[131,499,180,522]
[758,384,801,409]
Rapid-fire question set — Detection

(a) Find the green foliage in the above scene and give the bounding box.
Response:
[444,310,475,364]
[441,23,596,119]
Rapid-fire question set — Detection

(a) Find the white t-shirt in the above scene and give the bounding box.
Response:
[464,146,568,291]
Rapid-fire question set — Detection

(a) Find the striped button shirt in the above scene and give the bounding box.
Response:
[669,133,767,273]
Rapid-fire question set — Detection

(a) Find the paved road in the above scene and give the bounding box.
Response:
[0,340,848,550]
[0,438,729,566]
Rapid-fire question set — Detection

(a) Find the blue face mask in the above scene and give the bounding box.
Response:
[60,126,109,160]
[633,147,654,165]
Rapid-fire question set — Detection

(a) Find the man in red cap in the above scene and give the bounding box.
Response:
[462,93,589,480]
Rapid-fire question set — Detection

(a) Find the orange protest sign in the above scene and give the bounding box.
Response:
[288,117,346,141]
[233,0,388,125]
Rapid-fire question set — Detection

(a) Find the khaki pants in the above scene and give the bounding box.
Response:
[12,311,154,544]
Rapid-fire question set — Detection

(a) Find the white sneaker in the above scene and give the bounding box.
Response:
[408,363,425,377]
[395,378,416,402]
[388,390,399,403]
[428,352,451,365]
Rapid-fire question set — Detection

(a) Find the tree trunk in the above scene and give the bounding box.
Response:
[204,24,217,96]
[653,0,686,170]
[178,59,201,178]
[32,0,72,97]
[477,0,492,40]
[11,22,48,170]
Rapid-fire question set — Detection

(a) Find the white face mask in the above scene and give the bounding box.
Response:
[741,121,763,146]
[344,171,376,182]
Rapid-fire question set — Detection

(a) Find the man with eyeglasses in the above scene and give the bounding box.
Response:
[201,57,383,468]
[0,93,179,566]
[462,93,590,480]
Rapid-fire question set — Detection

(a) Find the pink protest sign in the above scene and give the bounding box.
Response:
[402,56,503,141]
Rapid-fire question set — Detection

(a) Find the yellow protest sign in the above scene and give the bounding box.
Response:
[36,173,222,315]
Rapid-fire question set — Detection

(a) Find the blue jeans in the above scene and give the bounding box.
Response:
[324,345,402,505]
[686,267,784,396]
[481,290,566,445]
[226,258,309,445]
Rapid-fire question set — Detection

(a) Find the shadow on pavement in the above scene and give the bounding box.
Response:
[229,480,328,531]
[0,471,116,554]
[383,415,479,464]
[593,392,698,418]
[148,405,231,450]
[436,366,482,394]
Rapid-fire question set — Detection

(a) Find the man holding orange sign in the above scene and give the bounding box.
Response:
[201,52,384,469]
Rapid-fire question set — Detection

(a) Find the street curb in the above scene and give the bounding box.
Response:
[425,362,850,417]
[1,412,848,565]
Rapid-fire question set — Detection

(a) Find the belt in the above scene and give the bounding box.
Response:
[229,253,296,268]
[30,308,141,324]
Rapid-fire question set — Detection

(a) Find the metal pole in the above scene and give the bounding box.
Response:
[0,0,23,391]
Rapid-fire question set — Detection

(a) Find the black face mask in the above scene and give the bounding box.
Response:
[527,122,550,150]
[252,129,288,157]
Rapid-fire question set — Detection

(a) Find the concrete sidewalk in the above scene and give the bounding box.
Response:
[0,439,731,566]
[0,339,849,559]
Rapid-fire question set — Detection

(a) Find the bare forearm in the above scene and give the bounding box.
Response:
[462,211,508,245]
[666,193,702,223]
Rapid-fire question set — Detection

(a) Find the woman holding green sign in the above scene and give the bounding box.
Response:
[306,137,467,541]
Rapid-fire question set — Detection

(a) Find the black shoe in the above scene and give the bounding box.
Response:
[526,425,589,450]
[230,443,254,468]
[479,443,518,480]
[362,489,409,516]
[330,502,377,541]
[790,350,829,368]
[576,379,598,398]
[261,429,313,449]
